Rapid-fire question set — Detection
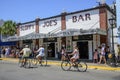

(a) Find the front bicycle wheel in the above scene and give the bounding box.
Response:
[61,61,71,71]
[18,57,23,67]
[77,61,87,72]
[25,59,32,68]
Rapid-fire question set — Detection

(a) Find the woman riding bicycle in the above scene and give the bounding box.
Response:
[68,46,79,66]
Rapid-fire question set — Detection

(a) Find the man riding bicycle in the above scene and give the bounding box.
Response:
[19,45,32,66]
[35,45,45,63]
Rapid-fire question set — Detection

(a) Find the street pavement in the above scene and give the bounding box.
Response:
[0,58,120,71]
[1,61,120,80]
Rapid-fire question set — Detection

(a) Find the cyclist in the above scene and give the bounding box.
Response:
[35,45,45,63]
[68,46,79,66]
[19,45,31,66]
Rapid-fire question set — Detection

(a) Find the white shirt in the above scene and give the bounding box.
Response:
[37,47,45,56]
[72,49,79,59]
[101,47,105,55]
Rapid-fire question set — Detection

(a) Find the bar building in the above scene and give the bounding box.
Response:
[4,4,115,60]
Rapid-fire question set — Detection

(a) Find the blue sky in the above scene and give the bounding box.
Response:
[0,0,114,23]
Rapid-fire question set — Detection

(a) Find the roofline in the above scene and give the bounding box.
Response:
[18,4,115,25]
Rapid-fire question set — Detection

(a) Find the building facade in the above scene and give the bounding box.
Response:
[3,4,115,60]
[116,0,120,44]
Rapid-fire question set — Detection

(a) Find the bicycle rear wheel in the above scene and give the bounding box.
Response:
[31,58,38,66]
[77,61,87,72]
[18,58,23,67]
[61,61,71,71]
[40,56,47,66]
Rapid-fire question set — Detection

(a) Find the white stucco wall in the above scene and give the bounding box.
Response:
[66,9,100,30]
[39,17,61,34]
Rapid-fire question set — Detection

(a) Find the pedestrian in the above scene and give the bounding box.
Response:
[98,44,107,64]
[5,47,10,58]
[105,46,110,61]
[1,47,5,57]
[117,44,120,61]
[16,48,20,58]
[61,46,66,61]
[97,46,101,61]
[93,49,98,63]
[0,47,1,58]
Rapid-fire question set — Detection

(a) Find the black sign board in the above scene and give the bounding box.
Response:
[72,35,93,41]
[43,38,57,42]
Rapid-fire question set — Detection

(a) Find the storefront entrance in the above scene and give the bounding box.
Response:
[77,42,88,59]
[47,43,55,58]
[43,38,57,58]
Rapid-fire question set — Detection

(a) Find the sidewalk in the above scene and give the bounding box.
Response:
[0,58,120,71]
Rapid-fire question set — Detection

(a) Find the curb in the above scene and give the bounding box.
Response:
[0,58,120,71]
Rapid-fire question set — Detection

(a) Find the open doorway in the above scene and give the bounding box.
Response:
[77,42,88,59]
[47,43,55,58]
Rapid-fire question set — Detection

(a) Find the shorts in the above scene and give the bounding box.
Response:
[71,56,79,60]
[36,53,44,58]
[101,54,105,56]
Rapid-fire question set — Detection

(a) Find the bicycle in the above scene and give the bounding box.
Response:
[31,55,47,67]
[107,53,120,67]
[18,56,32,68]
[61,54,87,72]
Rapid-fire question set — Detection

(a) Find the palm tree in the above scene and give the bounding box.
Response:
[0,27,1,34]
[1,20,16,36]
[0,27,2,40]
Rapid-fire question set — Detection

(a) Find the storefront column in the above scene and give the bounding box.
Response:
[66,36,72,52]
[93,35,100,50]
[57,38,61,52]
[19,40,23,48]
[32,39,36,49]
[55,43,58,58]
[39,39,43,48]
[88,41,93,60]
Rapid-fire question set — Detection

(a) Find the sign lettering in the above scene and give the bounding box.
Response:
[43,19,57,27]
[20,24,34,31]
[72,13,91,23]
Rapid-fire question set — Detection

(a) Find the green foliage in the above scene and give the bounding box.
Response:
[1,20,16,36]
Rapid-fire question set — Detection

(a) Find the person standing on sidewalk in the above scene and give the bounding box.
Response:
[117,44,120,61]
[5,47,10,58]
[98,44,106,64]
[61,46,66,61]
[105,46,110,61]
[93,49,98,63]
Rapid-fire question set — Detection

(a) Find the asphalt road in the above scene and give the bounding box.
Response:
[0,61,120,80]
